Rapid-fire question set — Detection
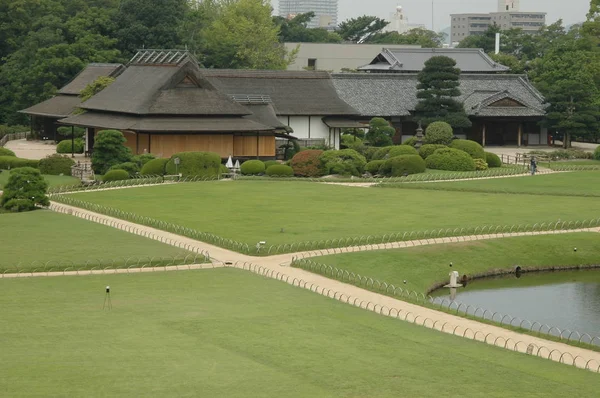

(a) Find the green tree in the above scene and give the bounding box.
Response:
[370,28,445,47]
[273,12,341,43]
[414,56,472,129]
[91,130,133,174]
[1,167,49,212]
[337,15,388,43]
[456,24,501,52]
[424,121,454,145]
[80,76,116,103]
[201,0,289,69]
[366,117,395,147]
[583,0,600,43]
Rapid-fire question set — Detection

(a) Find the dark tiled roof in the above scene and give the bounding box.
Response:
[332,73,545,118]
[201,69,357,116]
[19,95,83,118]
[359,48,510,73]
[58,63,125,95]
[245,104,288,129]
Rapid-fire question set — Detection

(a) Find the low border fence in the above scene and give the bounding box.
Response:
[0,131,29,147]
[291,258,600,350]
[226,261,600,372]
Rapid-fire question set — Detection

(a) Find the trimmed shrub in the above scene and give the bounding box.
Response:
[264,160,279,169]
[290,149,325,177]
[419,144,447,159]
[109,162,139,175]
[131,153,156,167]
[594,146,600,160]
[365,160,386,175]
[320,149,367,176]
[38,154,74,176]
[362,146,379,161]
[424,121,453,145]
[219,164,229,175]
[91,130,132,174]
[103,169,130,182]
[56,138,84,154]
[266,164,294,176]
[341,135,365,152]
[388,145,419,157]
[241,160,266,175]
[1,167,49,212]
[140,158,169,175]
[379,155,426,176]
[426,148,476,171]
[165,151,221,178]
[0,147,16,157]
[485,152,502,168]
[0,156,39,170]
[450,139,485,159]
[403,136,418,147]
[57,126,85,139]
[474,158,488,171]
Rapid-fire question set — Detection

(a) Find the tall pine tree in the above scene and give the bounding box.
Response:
[414,56,472,129]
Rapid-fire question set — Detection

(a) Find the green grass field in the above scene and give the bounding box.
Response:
[0,169,79,188]
[63,181,600,247]
[307,233,600,293]
[380,171,600,197]
[0,211,194,271]
[1,269,598,397]
[546,160,600,170]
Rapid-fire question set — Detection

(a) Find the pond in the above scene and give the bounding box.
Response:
[430,269,600,339]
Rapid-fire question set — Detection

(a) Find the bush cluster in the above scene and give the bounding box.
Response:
[362,147,379,161]
[56,139,84,154]
[372,145,417,160]
[426,148,476,171]
[424,121,454,145]
[450,139,485,159]
[91,130,132,174]
[474,158,488,171]
[103,169,130,182]
[365,160,386,175]
[1,167,49,212]
[402,137,418,147]
[266,164,294,176]
[109,162,139,175]
[340,135,365,152]
[140,158,169,175]
[418,144,447,159]
[263,160,279,169]
[57,126,85,140]
[219,164,230,175]
[0,147,16,157]
[485,152,502,168]
[379,155,426,176]
[241,160,265,175]
[165,152,221,177]
[132,153,156,168]
[320,149,366,176]
[290,150,325,177]
[595,146,600,161]
[0,156,39,170]
[38,154,74,175]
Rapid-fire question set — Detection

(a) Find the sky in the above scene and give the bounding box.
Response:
[276,0,591,31]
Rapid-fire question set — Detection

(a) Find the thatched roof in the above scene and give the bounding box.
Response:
[58,63,125,95]
[19,95,83,118]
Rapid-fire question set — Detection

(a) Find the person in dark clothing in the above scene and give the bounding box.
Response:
[530,156,537,175]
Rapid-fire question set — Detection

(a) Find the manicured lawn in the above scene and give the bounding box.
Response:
[0,169,80,188]
[0,269,598,397]
[309,233,600,293]
[63,181,600,247]
[546,160,600,170]
[0,211,194,271]
[381,171,600,197]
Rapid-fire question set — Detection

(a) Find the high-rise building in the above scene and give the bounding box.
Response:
[279,0,338,29]
[497,0,520,12]
[382,6,426,35]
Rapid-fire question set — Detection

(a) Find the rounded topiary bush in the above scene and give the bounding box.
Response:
[424,121,454,145]
[379,155,426,177]
[365,160,385,175]
[240,159,266,175]
[56,139,84,154]
[320,149,367,176]
[103,169,130,182]
[165,152,221,178]
[593,145,600,160]
[290,149,325,177]
[264,160,279,169]
[0,147,15,157]
[388,145,418,158]
[0,156,39,170]
[362,147,379,161]
[474,158,488,171]
[140,158,169,175]
[38,154,74,175]
[402,137,417,147]
[109,162,139,175]
[426,148,476,171]
[418,144,447,159]
[266,164,294,177]
[450,139,485,159]
[485,152,502,168]
[131,153,156,167]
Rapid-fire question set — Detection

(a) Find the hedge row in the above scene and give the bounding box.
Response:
[0,156,39,170]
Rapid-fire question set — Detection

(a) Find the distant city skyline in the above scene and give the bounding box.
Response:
[273,0,590,31]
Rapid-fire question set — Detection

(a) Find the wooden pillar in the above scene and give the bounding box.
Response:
[256,133,259,159]
[517,123,523,147]
[482,123,486,147]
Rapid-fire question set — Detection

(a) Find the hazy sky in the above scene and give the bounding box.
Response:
[276,0,591,31]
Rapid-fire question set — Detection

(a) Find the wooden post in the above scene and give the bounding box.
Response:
[482,123,486,147]
[517,123,523,148]
[256,133,260,159]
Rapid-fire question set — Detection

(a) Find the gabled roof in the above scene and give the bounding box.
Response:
[19,95,83,118]
[202,69,358,116]
[58,63,125,95]
[332,73,545,118]
[359,48,510,73]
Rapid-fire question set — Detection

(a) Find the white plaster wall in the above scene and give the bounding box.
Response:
[540,127,548,145]
[280,115,339,148]
[528,133,541,145]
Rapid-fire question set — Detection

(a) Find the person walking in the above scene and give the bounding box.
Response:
[530,156,537,175]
